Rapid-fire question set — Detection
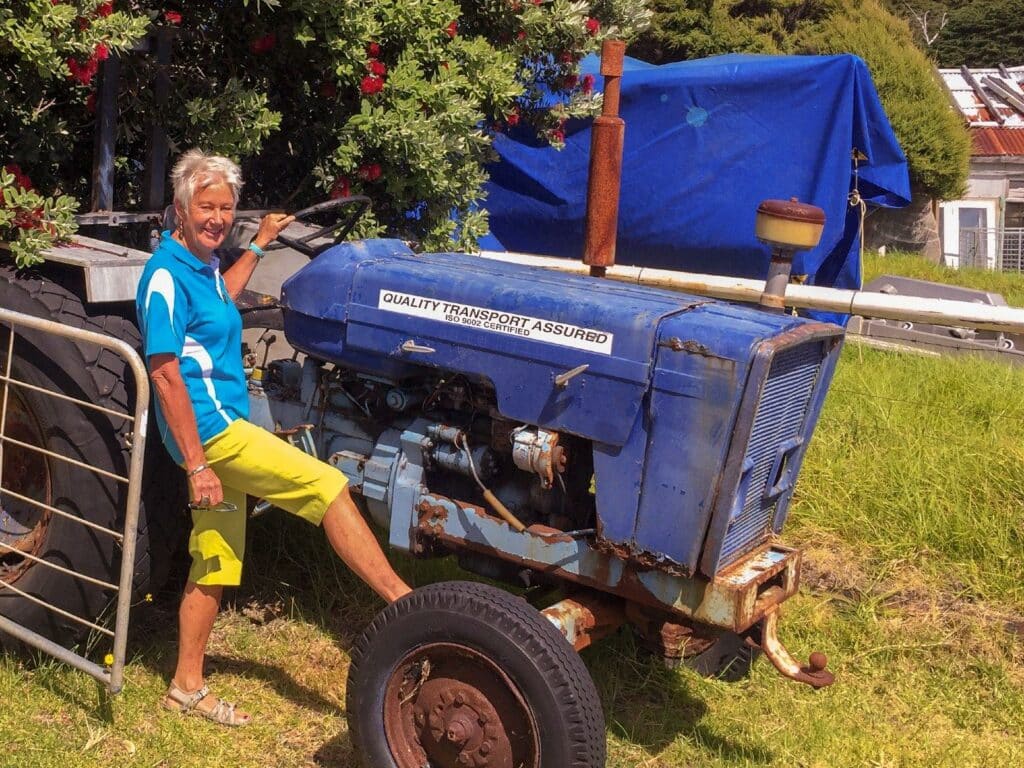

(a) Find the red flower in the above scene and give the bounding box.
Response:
[506,109,520,127]
[93,43,110,61]
[318,81,337,98]
[531,0,542,5]
[585,17,600,36]
[78,17,91,31]
[551,128,565,143]
[516,30,526,41]
[51,0,61,5]
[357,163,382,182]
[4,164,34,191]
[360,75,384,95]
[12,207,44,231]
[164,11,182,25]
[96,2,113,17]
[85,91,97,112]
[250,33,276,55]
[366,42,381,58]
[445,21,458,38]
[329,177,350,199]
[67,57,99,85]
[563,74,578,89]
[558,50,576,64]
[369,60,387,77]
[581,73,595,94]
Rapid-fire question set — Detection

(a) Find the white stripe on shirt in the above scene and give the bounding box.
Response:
[182,334,232,428]
[144,268,176,329]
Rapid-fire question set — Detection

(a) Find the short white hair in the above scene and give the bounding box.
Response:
[170,149,243,210]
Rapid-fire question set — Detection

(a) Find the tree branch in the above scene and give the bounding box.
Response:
[902,3,949,47]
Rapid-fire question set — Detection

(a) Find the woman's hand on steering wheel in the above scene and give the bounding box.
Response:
[253,212,296,250]
[273,195,371,258]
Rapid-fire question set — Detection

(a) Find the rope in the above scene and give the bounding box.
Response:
[849,149,868,288]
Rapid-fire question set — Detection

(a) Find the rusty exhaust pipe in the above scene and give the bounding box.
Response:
[583,39,626,278]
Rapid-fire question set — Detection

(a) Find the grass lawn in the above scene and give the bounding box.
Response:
[1,252,1022,767]
[862,250,1024,305]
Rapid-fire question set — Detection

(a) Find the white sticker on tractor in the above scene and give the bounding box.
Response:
[378,290,613,355]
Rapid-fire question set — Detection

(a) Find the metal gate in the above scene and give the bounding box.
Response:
[999,228,1024,273]
[0,305,148,694]
[958,227,1024,272]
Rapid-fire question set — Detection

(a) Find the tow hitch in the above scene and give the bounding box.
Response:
[745,607,835,689]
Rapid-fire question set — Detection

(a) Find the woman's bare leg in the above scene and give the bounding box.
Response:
[321,487,412,603]
[169,581,250,722]
[172,581,222,692]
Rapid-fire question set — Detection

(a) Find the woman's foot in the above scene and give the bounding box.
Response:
[161,680,252,727]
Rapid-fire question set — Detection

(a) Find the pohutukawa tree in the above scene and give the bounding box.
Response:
[0,0,650,266]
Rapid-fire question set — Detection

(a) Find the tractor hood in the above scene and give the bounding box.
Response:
[281,239,714,446]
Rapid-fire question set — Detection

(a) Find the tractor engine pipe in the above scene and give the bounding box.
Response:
[582,39,626,278]
[759,249,795,313]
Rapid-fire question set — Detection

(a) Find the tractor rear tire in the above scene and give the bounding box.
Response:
[347,580,607,768]
[0,267,185,653]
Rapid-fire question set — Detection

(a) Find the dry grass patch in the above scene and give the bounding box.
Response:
[798,529,1024,676]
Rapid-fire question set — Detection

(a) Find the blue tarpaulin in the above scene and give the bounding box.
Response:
[480,54,910,313]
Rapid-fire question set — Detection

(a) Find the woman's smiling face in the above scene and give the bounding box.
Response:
[177,180,235,259]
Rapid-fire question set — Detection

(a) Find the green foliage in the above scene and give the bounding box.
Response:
[0,166,78,268]
[930,0,1024,68]
[0,0,651,262]
[632,0,839,61]
[801,0,969,200]
[183,79,282,158]
[0,1,145,266]
[882,1,948,45]
[888,0,1024,68]
[630,0,970,202]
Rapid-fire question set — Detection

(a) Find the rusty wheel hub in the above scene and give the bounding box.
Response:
[383,642,539,768]
[0,389,52,584]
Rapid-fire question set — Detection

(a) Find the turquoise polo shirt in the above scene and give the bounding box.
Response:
[135,232,248,464]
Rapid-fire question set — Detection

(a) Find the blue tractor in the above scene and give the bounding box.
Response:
[232,190,841,767]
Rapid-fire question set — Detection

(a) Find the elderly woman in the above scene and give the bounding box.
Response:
[136,149,411,726]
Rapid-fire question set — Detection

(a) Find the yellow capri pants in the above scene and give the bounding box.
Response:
[187,419,348,587]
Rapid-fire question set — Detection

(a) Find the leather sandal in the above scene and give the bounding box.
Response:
[160,682,251,727]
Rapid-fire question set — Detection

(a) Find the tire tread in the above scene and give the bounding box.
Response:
[348,580,606,768]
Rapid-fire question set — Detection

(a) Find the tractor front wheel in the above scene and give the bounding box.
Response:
[346,580,606,768]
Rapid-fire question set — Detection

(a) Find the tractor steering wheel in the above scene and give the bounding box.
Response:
[271,195,371,258]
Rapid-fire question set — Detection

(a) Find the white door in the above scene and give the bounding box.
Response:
[940,200,999,269]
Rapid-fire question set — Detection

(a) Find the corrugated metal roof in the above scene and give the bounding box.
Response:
[972,127,1024,156]
[939,66,1024,129]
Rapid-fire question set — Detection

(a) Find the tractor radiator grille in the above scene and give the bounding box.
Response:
[717,340,825,568]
